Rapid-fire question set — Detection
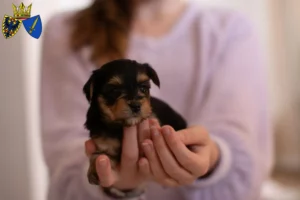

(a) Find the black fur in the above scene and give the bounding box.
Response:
[83,59,187,185]
[150,97,187,131]
[83,59,187,137]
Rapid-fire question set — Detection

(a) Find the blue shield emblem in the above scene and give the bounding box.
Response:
[22,15,42,39]
[2,15,22,39]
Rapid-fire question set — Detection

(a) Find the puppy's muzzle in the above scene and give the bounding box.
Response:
[128,102,141,113]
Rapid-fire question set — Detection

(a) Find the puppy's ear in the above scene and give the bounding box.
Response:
[144,64,160,88]
[83,74,94,102]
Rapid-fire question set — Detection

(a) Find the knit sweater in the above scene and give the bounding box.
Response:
[40,2,273,200]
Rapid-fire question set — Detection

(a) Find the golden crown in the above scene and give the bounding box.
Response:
[12,3,32,19]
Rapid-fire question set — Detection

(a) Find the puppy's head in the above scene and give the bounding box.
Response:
[83,59,160,126]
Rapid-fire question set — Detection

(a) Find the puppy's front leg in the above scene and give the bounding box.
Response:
[87,137,121,185]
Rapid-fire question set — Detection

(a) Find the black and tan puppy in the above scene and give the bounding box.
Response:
[83,59,187,185]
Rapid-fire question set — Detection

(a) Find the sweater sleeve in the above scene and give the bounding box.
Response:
[179,12,273,200]
[40,14,146,200]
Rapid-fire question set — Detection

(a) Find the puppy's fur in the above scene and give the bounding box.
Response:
[83,59,187,185]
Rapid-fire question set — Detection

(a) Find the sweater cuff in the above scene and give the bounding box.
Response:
[190,135,232,188]
[82,161,147,200]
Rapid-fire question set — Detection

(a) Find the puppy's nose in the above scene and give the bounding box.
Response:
[129,103,141,113]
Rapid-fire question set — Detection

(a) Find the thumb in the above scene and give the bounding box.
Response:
[177,126,209,146]
[96,155,118,187]
[138,157,150,178]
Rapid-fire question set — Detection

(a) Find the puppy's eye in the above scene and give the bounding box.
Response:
[139,85,150,93]
[104,85,122,96]
[111,88,121,93]
[110,88,122,97]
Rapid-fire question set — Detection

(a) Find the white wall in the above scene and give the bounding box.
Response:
[21,1,91,200]
[0,0,78,200]
[0,1,31,200]
[21,1,92,200]
[272,0,300,172]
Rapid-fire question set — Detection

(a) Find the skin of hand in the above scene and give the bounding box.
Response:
[85,120,152,190]
[85,119,220,189]
[141,119,220,187]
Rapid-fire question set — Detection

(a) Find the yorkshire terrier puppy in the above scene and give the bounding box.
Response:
[83,59,187,185]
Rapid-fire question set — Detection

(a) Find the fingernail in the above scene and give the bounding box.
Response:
[142,119,148,125]
[98,158,107,167]
[142,142,152,151]
[163,127,170,136]
[139,158,147,166]
[151,126,159,137]
[150,118,159,126]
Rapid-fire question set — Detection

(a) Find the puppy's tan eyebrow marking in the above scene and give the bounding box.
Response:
[108,76,122,85]
[137,73,149,82]
[89,82,93,102]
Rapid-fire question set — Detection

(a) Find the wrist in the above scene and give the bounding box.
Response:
[199,140,221,179]
[112,180,145,191]
[209,139,221,171]
[102,184,146,199]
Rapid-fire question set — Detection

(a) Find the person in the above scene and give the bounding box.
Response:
[40,0,273,199]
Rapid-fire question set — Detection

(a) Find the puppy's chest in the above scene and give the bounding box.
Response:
[90,127,123,163]
[90,125,123,140]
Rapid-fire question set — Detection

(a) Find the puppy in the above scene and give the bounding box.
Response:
[83,59,187,185]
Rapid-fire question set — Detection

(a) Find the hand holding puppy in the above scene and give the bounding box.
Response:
[141,119,220,187]
[85,118,220,190]
[85,120,151,191]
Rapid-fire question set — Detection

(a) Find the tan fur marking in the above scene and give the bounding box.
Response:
[140,98,152,119]
[98,94,152,126]
[89,82,93,102]
[108,76,122,85]
[98,97,115,121]
[93,137,121,156]
[110,98,128,119]
[137,73,149,82]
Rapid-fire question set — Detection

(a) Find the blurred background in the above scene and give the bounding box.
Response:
[0,0,299,200]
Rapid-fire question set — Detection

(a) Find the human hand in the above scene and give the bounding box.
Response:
[141,120,220,187]
[85,120,152,190]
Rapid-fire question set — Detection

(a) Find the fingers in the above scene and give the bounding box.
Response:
[149,118,160,128]
[150,127,195,185]
[138,119,150,144]
[121,126,139,168]
[137,118,161,156]
[162,126,210,177]
[85,140,96,157]
[142,140,179,187]
[138,120,150,156]
[96,155,117,187]
[138,157,150,178]
[177,126,209,146]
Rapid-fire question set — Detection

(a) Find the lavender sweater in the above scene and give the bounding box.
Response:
[40,2,273,200]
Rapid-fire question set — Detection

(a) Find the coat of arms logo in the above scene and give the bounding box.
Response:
[2,3,42,39]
